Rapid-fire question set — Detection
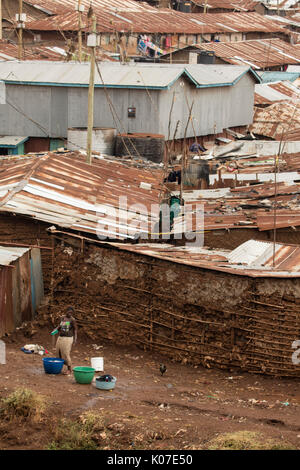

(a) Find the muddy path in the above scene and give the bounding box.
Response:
[0,327,299,450]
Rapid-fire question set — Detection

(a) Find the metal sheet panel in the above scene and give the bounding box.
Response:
[24,8,286,35]
[0,61,256,89]
[0,246,30,266]
[0,152,163,241]
[30,248,44,315]
[195,38,300,69]
[11,257,21,328]
[0,266,13,337]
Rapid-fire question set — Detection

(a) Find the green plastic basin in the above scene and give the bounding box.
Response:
[73,366,95,384]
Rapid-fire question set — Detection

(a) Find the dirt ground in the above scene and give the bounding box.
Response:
[0,325,299,451]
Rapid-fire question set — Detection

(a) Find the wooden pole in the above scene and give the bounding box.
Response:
[86,14,97,165]
[78,0,83,62]
[18,0,23,61]
[0,0,2,41]
[272,154,278,267]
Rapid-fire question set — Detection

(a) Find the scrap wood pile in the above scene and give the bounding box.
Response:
[43,242,300,377]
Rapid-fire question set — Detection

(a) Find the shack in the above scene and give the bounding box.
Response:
[0,61,260,153]
[46,234,300,377]
[0,246,44,337]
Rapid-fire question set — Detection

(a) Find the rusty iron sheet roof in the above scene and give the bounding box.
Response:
[263,0,300,9]
[256,211,300,231]
[25,11,287,35]
[170,177,300,232]
[0,40,68,61]
[0,151,164,241]
[2,0,50,24]
[84,238,300,277]
[250,101,300,141]
[0,61,259,89]
[255,80,300,105]
[191,0,257,11]
[0,40,115,62]
[0,246,30,266]
[264,243,300,270]
[195,38,300,69]
[24,0,156,15]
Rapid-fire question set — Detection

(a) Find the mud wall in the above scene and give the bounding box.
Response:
[47,241,300,377]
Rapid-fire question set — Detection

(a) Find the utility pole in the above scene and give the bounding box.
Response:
[77,0,84,62]
[86,14,97,165]
[17,0,24,60]
[0,0,2,41]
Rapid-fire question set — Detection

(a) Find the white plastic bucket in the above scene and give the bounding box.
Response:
[91,357,104,372]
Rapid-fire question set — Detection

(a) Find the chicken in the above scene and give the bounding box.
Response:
[160,363,167,376]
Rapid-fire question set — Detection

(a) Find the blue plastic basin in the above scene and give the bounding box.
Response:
[43,357,65,374]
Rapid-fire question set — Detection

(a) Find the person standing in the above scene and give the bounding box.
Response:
[55,306,78,375]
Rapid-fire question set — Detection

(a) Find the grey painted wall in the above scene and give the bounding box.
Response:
[68,87,161,135]
[0,73,255,140]
[159,73,255,139]
[0,85,67,138]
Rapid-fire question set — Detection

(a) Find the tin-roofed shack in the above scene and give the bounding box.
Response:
[0,61,260,153]
[0,245,44,337]
[0,151,164,290]
[44,234,300,377]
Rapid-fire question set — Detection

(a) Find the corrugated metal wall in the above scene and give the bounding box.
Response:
[159,73,255,139]
[30,248,44,315]
[1,75,255,141]
[0,248,44,337]
[0,267,14,337]
[4,85,67,139]
[68,87,161,136]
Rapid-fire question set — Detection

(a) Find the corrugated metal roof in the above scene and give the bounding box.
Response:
[191,0,257,11]
[259,70,300,83]
[264,244,300,271]
[0,151,164,241]
[287,65,300,72]
[194,38,300,69]
[265,14,300,26]
[255,80,300,104]
[0,136,28,148]
[25,11,287,35]
[250,101,300,141]
[169,173,300,233]
[0,246,29,266]
[0,40,114,62]
[76,238,300,277]
[0,61,259,88]
[227,239,280,265]
[24,0,157,14]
